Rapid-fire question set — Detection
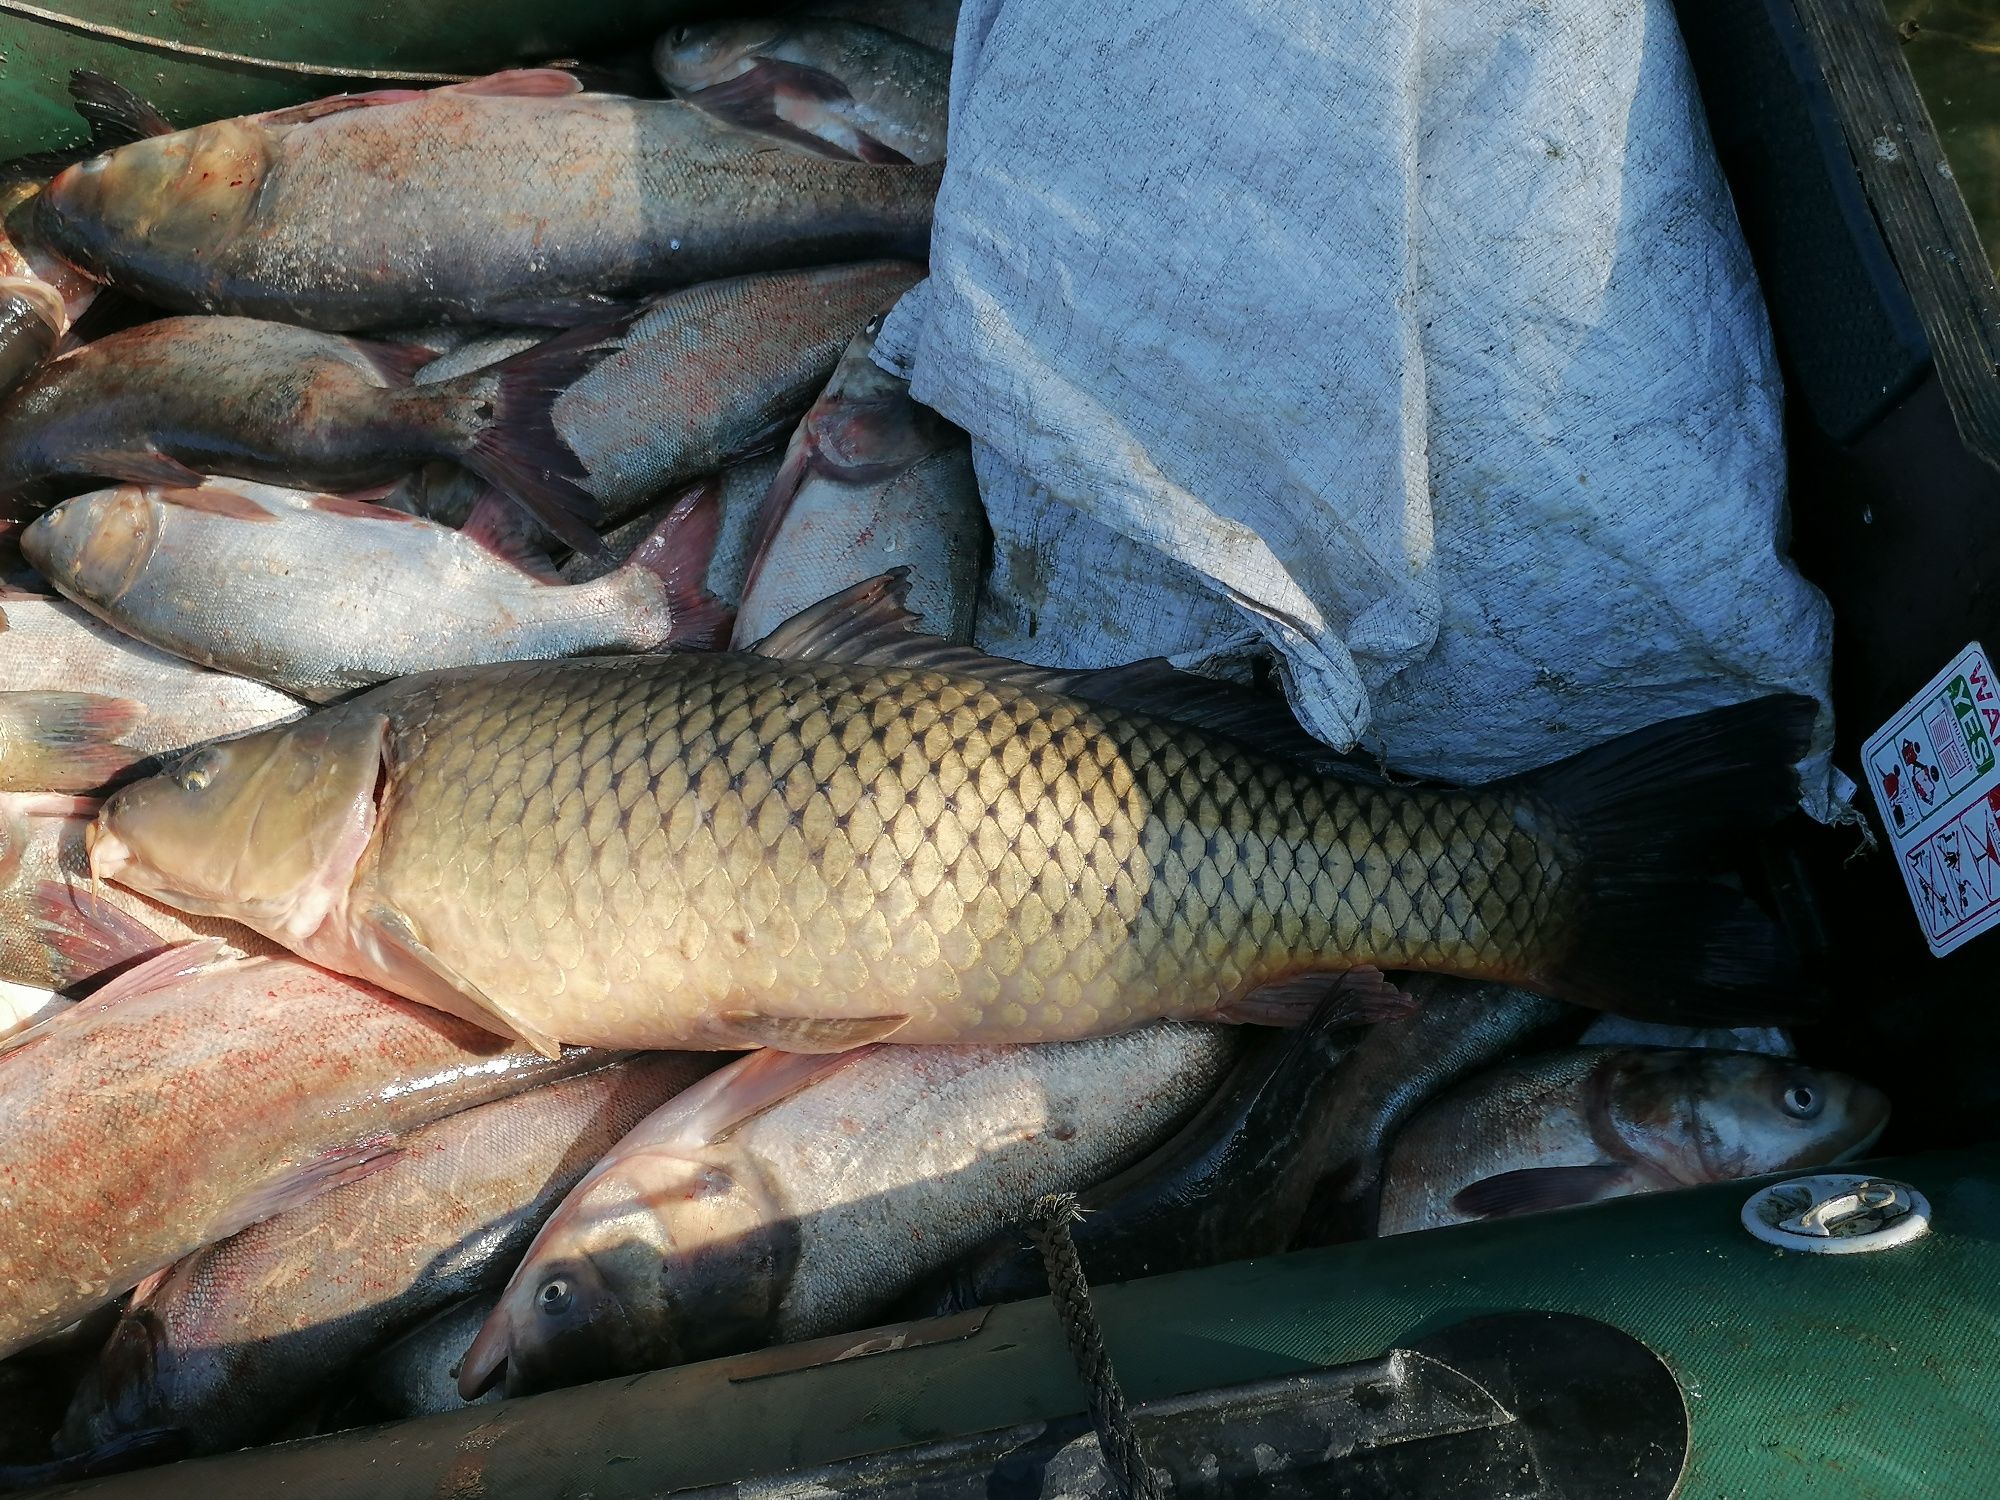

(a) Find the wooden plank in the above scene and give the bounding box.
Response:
[1791,0,2000,469]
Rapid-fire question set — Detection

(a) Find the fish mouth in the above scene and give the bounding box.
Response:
[1833,1117,1889,1164]
[456,1314,511,1401]
[84,820,129,889]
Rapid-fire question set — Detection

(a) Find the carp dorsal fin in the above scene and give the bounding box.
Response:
[746,571,1073,688]
[750,572,1387,774]
[361,902,563,1061]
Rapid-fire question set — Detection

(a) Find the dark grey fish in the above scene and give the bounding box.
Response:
[0,315,617,548]
[1294,978,1579,1244]
[35,71,940,332]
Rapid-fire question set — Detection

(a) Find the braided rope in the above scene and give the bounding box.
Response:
[1025,1192,1167,1500]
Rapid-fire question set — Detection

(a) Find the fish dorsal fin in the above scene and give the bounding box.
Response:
[747,571,1073,688]
[650,1045,878,1154]
[446,69,585,99]
[749,574,1389,775]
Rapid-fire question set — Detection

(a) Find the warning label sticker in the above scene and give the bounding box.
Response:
[1863,643,2000,955]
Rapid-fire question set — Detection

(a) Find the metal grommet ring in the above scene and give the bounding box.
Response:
[1741,1173,1931,1255]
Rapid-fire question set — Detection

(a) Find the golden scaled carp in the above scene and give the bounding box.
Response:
[88,574,1819,1058]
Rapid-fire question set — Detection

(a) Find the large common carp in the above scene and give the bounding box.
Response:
[88,575,1818,1057]
[31,70,941,332]
[0,945,600,1359]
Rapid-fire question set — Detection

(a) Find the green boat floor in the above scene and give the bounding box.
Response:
[0,3,702,161]
[48,1147,2000,1499]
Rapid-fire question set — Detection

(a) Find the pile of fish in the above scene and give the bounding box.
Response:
[0,7,1886,1484]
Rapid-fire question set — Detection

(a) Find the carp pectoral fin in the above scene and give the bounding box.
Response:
[362,903,564,1061]
[1220,967,1416,1027]
[710,1009,910,1052]
[1449,1163,1635,1220]
[89,450,206,488]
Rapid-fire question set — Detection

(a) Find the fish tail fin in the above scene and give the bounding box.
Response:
[0,691,143,793]
[53,1302,167,1459]
[454,317,628,555]
[1511,693,1820,1025]
[30,878,173,991]
[614,478,732,649]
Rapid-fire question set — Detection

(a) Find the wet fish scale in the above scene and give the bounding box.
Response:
[357,652,1563,1049]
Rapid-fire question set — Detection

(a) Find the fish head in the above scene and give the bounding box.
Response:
[21,488,161,606]
[460,1147,791,1398]
[38,119,270,275]
[89,706,383,942]
[653,21,788,90]
[1607,1050,1891,1185]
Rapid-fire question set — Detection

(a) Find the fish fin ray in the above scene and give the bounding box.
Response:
[362,902,563,1059]
[29,878,172,991]
[460,488,561,581]
[453,317,630,554]
[653,1046,881,1152]
[710,1010,909,1052]
[1449,1163,1635,1219]
[90,450,206,488]
[1219,966,1415,1027]
[202,1134,403,1244]
[1510,694,1821,1025]
[68,69,174,147]
[0,936,229,1061]
[0,690,144,791]
[352,338,435,386]
[447,68,585,98]
[852,135,914,165]
[616,479,732,648]
[155,483,277,521]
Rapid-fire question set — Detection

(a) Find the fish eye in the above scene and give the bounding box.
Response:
[173,751,218,792]
[1781,1083,1823,1120]
[536,1276,573,1315]
[669,26,690,45]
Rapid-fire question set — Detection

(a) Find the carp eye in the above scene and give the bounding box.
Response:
[173,751,218,792]
[536,1277,573,1315]
[668,25,691,45]
[1781,1083,1823,1120]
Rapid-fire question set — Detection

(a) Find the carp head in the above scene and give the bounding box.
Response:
[88,706,383,944]
[653,20,789,91]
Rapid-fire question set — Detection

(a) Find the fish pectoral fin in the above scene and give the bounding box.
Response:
[89,450,207,488]
[203,1133,403,1245]
[363,903,565,1060]
[1219,967,1416,1027]
[710,1009,911,1052]
[0,936,230,1064]
[1449,1163,1636,1220]
[654,1046,882,1152]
